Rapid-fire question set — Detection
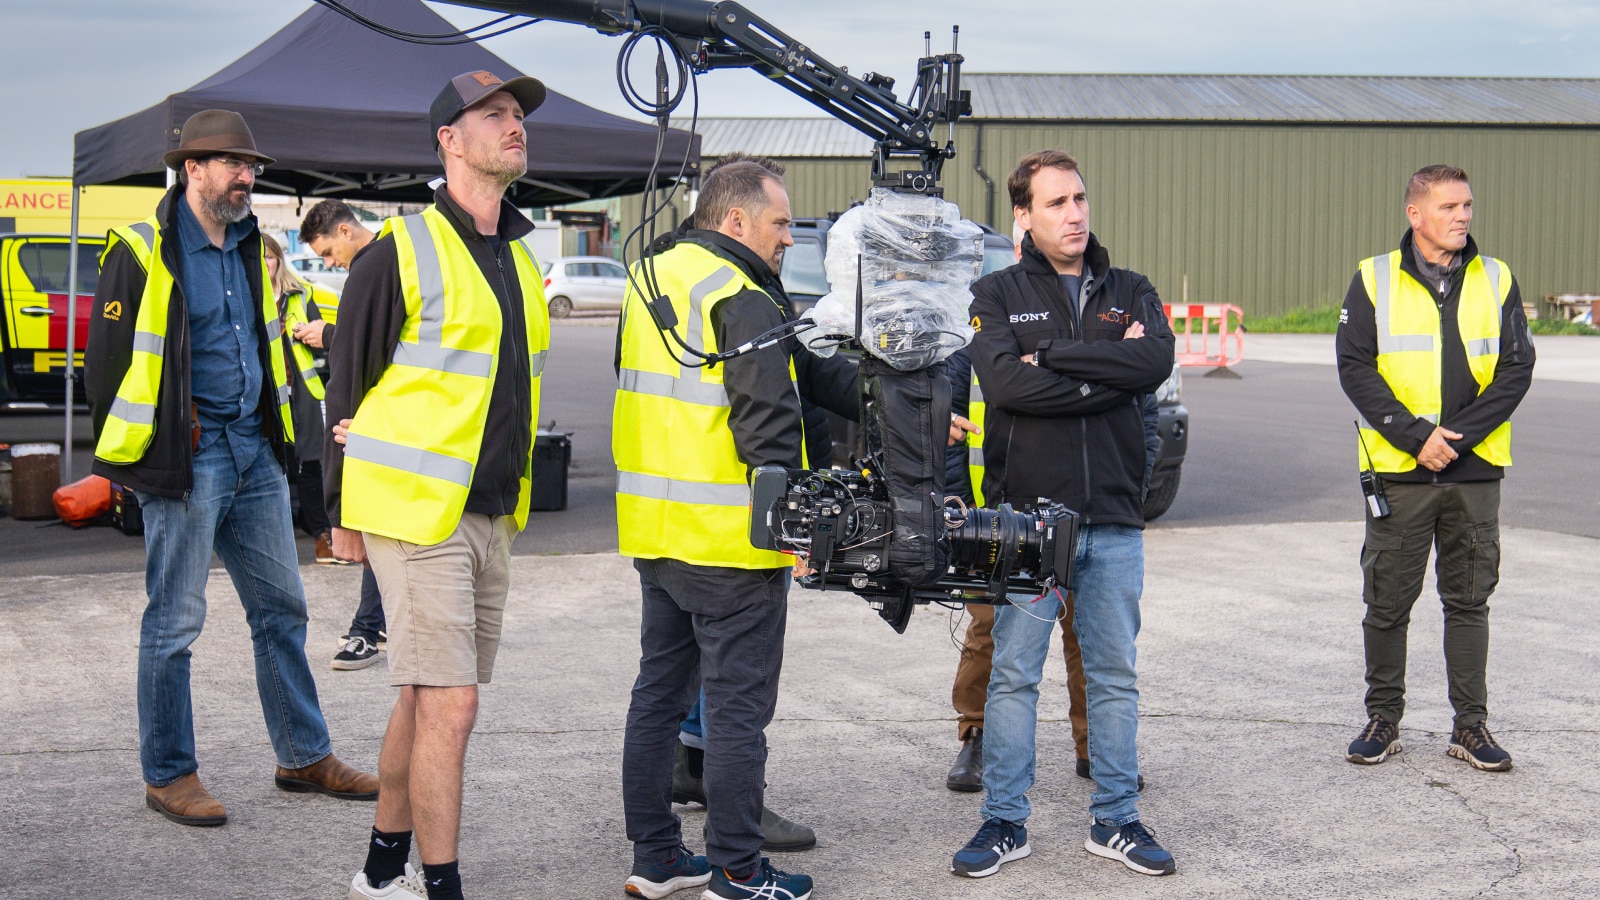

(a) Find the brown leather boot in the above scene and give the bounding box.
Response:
[274,753,379,800]
[145,772,227,826]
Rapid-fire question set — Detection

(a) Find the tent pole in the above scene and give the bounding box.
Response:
[62,184,82,484]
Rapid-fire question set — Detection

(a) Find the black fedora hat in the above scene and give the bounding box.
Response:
[163,109,276,170]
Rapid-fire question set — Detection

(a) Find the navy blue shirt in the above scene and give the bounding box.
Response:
[174,198,263,466]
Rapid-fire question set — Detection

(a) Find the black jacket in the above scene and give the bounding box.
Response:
[634,229,859,474]
[85,185,290,498]
[1336,231,1535,484]
[968,233,1175,526]
[323,186,535,526]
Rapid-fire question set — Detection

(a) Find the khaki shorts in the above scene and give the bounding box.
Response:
[365,513,515,687]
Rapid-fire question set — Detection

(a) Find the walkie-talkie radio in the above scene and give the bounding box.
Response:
[1354,421,1391,519]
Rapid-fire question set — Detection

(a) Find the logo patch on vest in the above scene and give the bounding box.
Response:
[103,300,122,321]
[1009,312,1050,323]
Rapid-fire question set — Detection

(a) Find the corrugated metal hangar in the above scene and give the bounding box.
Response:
[624,74,1600,318]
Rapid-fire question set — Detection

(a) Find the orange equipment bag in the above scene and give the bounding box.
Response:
[53,475,113,528]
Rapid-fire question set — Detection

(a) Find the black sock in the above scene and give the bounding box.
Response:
[685,745,704,780]
[364,828,412,888]
[422,860,464,900]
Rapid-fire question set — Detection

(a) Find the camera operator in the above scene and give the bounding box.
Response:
[613,158,855,900]
[950,150,1177,880]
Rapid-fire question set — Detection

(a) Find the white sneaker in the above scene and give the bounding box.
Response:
[349,863,426,899]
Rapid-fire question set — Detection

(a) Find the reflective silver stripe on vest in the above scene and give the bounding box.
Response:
[299,364,320,383]
[265,316,283,339]
[1466,338,1500,358]
[1481,257,1502,302]
[616,471,749,507]
[405,214,448,344]
[388,213,495,379]
[277,384,293,407]
[109,396,156,426]
[392,343,494,377]
[618,367,731,407]
[682,267,738,381]
[1372,254,1434,355]
[132,331,164,356]
[128,221,156,246]
[530,350,547,378]
[345,432,473,487]
[970,380,984,403]
[969,447,984,467]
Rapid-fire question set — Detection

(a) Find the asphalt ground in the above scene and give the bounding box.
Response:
[1,332,1597,898]
[3,332,1595,579]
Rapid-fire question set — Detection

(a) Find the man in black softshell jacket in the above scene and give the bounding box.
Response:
[951,150,1178,881]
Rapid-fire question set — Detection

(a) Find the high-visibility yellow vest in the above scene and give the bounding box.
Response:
[613,241,798,570]
[967,369,986,506]
[1356,250,1513,473]
[95,216,294,464]
[304,280,339,325]
[280,283,330,401]
[340,206,550,544]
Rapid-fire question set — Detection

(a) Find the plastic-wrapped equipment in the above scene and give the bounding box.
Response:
[801,188,981,370]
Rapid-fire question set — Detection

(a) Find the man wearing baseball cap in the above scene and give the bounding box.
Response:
[325,71,549,900]
[86,109,379,828]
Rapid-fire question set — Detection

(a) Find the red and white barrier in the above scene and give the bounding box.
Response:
[1163,302,1244,369]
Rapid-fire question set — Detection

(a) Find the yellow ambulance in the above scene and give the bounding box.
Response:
[0,179,162,410]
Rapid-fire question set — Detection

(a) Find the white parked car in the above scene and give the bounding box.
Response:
[541,255,628,317]
[287,253,347,292]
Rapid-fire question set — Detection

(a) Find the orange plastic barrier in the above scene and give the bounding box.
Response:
[1163,303,1244,369]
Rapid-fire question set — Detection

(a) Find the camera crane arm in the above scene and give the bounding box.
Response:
[435,0,971,192]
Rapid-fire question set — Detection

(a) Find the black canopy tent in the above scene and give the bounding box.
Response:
[72,0,699,206]
[59,0,699,478]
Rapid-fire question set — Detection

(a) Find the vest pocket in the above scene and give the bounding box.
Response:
[1467,523,1501,602]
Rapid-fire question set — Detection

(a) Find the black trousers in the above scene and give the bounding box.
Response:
[1362,479,1501,729]
[622,557,789,874]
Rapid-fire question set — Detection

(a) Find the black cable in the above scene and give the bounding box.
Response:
[309,0,540,45]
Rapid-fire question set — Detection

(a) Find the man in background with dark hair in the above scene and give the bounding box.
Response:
[299,197,388,671]
[1337,164,1533,771]
[951,149,1176,880]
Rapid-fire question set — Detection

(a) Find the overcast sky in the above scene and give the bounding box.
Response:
[5,0,1600,179]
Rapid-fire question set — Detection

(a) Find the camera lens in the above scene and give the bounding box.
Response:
[946,506,1046,580]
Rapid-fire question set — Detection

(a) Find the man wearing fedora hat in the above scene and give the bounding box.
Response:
[323,71,550,900]
[86,109,379,829]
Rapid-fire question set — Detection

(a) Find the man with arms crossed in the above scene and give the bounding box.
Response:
[1337,165,1534,771]
[326,71,551,900]
[951,150,1176,879]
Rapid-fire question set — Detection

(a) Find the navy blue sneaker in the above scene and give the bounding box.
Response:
[703,858,812,900]
[1346,714,1402,765]
[951,817,1030,878]
[1448,722,1513,771]
[1086,819,1176,876]
[625,845,711,899]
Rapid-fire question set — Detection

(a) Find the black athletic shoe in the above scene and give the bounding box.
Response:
[1346,714,1402,765]
[951,817,1030,878]
[1448,722,1513,771]
[1085,819,1176,876]
[331,636,380,671]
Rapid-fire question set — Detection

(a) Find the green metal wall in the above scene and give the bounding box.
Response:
[618,124,1600,318]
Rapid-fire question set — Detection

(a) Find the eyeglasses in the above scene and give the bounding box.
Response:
[207,156,265,176]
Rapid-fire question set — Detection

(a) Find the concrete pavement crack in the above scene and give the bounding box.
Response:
[1395,753,1524,894]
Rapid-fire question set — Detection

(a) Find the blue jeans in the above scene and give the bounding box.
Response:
[135,438,332,786]
[679,690,707,749]
[981,524,1144,827]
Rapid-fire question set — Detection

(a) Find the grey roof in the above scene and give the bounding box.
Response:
[964,74,1600,125]
[693,118,875,158]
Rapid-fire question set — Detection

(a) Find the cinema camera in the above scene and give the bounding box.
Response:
[747,188,1081,632]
